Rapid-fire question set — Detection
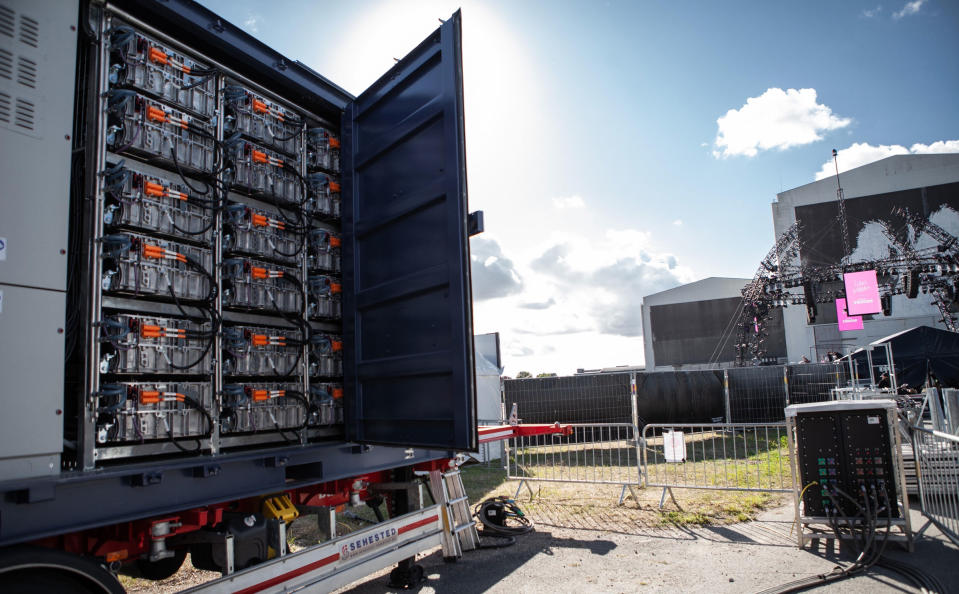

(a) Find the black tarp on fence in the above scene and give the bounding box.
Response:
[503,363,848,426]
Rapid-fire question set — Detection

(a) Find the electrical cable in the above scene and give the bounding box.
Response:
[165,394,214,455]
[472,497,534,537]
[761,481,941,594]
[169,146,212,196]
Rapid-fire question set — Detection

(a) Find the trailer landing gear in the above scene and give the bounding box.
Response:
[387,558,426,589]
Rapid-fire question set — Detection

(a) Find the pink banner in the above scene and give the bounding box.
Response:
[836,298,864,331]
[844,270,882,315]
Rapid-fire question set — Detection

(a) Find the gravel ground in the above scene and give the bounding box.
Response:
[333,503,957,594]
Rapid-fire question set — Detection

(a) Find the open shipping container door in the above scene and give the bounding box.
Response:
[341,11,477,450]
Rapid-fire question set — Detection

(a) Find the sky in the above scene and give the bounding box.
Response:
[199,0,959,376]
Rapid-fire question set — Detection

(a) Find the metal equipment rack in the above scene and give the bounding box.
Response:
[786,400,914,550]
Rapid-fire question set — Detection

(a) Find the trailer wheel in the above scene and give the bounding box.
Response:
[134,548,187,581]
[0,546,124,594]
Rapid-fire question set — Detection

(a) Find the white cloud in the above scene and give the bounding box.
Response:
[861,5,883,18]
[470,236,523,300]
[672,219,683,226]
[713,88,851,158]
[528,229,693,337]
[813,140,959,180]
[470,224,696,375]
[243,14,260,33]
[552,195,585,209]
[893,0,925,19]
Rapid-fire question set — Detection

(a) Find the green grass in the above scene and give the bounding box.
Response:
[460,464,512,503]
[659,510,711,526]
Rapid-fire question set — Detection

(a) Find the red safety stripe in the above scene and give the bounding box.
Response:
[233,514,438,593]
[233,553,339,594]
[397,515,438,534]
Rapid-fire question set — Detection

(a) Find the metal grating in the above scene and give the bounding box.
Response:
[16,55,34,88]
[0,47,11,79]
[0,5,13,38]
[0,91,9,123]
[14,96,33,130]
[18,14,37,48]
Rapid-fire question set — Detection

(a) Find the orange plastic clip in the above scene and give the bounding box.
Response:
[146,106,167,123]
[143,181,165,198]
[139,391,160,404]
[330,236,341,248]
[251,214,285,230]
[143,244,187,263]
[140,324,162,338]
[148,47,169,65]
[330,283,342,295]
[329,137,341,149]
[252,150,269,164]
[332,388,344,399]
[252,99,269,114]
[329,181,341,193]
[252,389,269,402]
[251,334,269,347]
[331,340,343,352]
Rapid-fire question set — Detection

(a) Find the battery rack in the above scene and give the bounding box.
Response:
[70,8,344,468]
[785,400,914,551]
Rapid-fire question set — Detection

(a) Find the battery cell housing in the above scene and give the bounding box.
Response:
[226,138,302,205]
[306,127,340,172]
[221,382,306,434]
[309,333,343,377]
[106,91,216,173]
[222,257,302,313]
[224,203,302,265]
[100,233,213,301]
[107,24,217,119]
[100,313,212,375]
[307,274,342,321]
[224,84,303,156]
[102,160,213,242]
[222,324,304,377]
[95,381,213,443]
[308,228,341,273]
[309,382,344,426]
[306,172,340,218]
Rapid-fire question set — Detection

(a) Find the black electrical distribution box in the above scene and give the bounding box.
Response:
[788,400,901,519]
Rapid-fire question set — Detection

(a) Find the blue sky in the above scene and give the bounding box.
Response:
[200,0,959,375]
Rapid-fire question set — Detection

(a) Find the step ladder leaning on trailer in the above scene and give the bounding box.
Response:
[426,420,574,560]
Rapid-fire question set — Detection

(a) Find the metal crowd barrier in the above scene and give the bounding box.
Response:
[506,423,642,505]
[911,424,959,547]
[642,423,793,508]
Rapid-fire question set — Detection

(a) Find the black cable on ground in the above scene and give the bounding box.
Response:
[760,482,944,594]
[473,497,534,537]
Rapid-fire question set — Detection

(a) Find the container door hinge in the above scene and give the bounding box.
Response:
[468,211,484,236]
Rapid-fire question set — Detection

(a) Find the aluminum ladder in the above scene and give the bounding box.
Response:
[428,468,479,559]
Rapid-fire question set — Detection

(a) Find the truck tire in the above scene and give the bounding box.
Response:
[0,546,124,594]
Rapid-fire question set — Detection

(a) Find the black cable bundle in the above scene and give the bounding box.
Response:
[471,496,534,549]
[761,484,944,593]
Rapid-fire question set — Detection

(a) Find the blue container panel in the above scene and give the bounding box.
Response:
[342,11,477,451]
